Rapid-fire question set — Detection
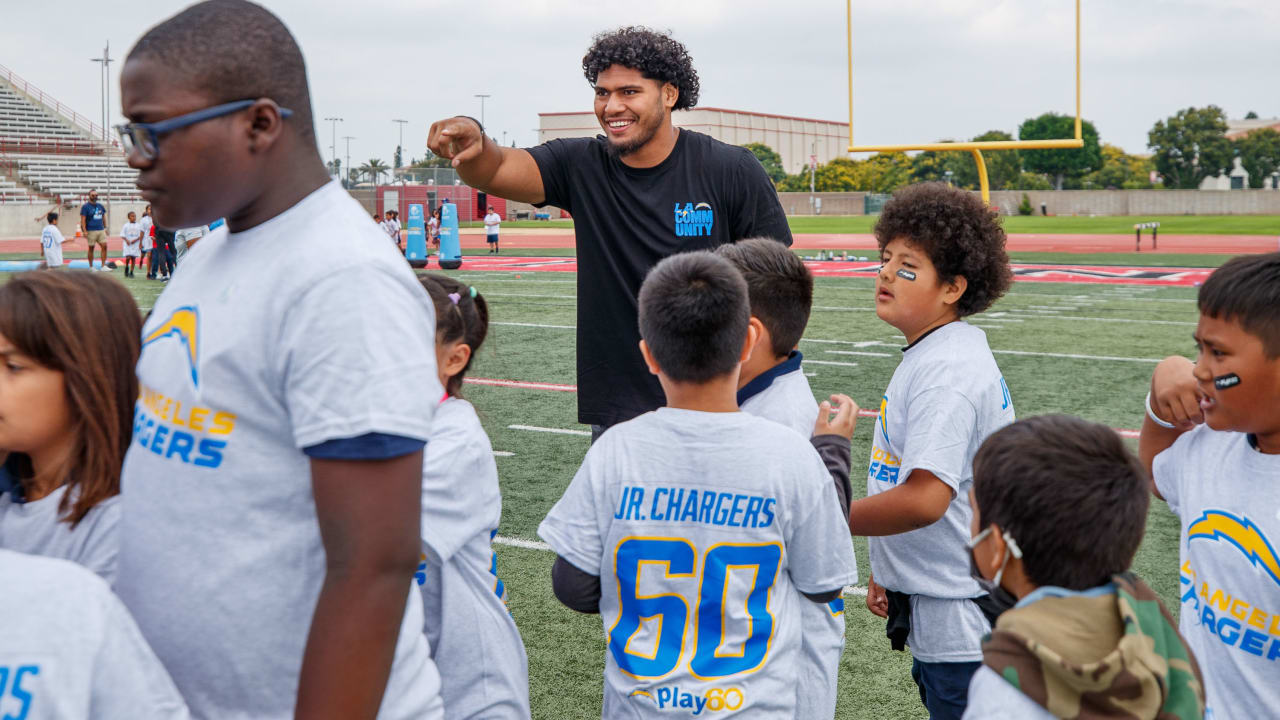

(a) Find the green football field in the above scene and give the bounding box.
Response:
[111,257,1198,720]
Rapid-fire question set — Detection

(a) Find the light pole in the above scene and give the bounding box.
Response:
[474,94,490,130]
[342,135,355,187]
[392,118,408,183]
[502,130,508,147]
[323,117,342,176]
[90,41,114,220]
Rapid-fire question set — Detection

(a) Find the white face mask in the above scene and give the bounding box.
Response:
[968,525,1024,612]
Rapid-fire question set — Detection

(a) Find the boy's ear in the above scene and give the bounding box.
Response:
[941,274,969,307]
[745,317,768,361]
[245,99,288,155]
[983,523,1007,576]
[639,339,662,376]
[739,320,762,365]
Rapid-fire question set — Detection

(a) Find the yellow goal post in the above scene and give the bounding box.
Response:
[846,0,1083,204]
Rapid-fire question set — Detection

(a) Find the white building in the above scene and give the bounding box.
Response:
[537,107,847,174]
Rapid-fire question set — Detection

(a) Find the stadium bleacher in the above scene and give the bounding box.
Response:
[0,65,139,204]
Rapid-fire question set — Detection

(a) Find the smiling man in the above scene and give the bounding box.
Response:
[428,27,792,435]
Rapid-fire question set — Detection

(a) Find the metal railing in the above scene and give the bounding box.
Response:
[0,137,104,155]
[0,62,116,147]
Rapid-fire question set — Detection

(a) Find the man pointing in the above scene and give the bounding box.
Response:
[428,26,791,436]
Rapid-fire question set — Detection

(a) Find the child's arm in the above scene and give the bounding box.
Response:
[1139,355,1200,499]
[296,451,424,718]
[848,470,953,536]
[812,394,857,514]
[551,556,602,613]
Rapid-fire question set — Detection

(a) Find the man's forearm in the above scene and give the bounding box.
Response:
[295,568,412,718]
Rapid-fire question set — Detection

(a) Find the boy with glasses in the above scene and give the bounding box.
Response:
[115,1,444,718]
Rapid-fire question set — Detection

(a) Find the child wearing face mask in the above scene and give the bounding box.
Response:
[963,415,1204,720]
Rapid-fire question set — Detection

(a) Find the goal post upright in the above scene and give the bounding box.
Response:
[846,0,1084,205]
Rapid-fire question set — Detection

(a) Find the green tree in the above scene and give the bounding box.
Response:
[742,142,787,185]
[357,158,389,185]
[849,152,913,193]
[1018,113,1101,190]
[945,130,1023,190]
[1008,172,1053,190]
[1245,111,1259,120]
[1079,144,1153,189]
[394,145,403,170]
[411,152,453,169]
[1233,128,1280,189]
[1147,106,1232,189]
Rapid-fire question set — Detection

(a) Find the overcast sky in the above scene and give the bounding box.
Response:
[5,0,1277,170]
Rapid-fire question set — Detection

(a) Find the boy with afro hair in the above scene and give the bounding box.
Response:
[848,182,1015,720]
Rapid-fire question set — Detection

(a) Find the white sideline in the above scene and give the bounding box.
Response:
[508,424,592,437]
[490,535,869,598]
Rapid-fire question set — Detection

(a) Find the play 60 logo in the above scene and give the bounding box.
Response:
[642,685,745,715]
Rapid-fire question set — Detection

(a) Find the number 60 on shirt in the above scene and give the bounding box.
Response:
[609,537,782,679]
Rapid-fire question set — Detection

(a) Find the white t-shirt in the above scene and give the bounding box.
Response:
[866,321,1014,662]
[117,180,445,720]
[0,548,190,720]
[738,354,820,438]
[416,397,530,720]
[538,408,858,719]
[428,216,439,236]
[122,222,143,257]
[484,212,500,235]
[41,223,65,266]
[1154,426,1280,720]
[963,665,1054,720]
[736,353,845,720]
[139,216,155,251]
[0,483,120,584]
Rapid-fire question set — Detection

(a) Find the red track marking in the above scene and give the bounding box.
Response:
[4,231,1271,255]
[435,256,1213,286]
[444,231,1274,254]
[465,376,1141,438]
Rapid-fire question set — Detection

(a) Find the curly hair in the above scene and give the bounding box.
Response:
[874,182,1012,316]
[582,27,700,111]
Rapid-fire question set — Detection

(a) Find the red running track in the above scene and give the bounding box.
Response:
[436,255,1214,287]
[3,232,1275,254]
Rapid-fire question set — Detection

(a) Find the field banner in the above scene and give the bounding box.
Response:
[439,201,462,269]
[406,203,427,267]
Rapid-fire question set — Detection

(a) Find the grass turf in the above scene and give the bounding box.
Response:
[86,264,1194,719]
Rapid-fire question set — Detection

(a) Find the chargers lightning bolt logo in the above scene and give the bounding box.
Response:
[142,306,200,388]
[1187,510,1280,588]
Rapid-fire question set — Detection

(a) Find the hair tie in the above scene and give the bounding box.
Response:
[467,286,477,298]
[448,292,461,305]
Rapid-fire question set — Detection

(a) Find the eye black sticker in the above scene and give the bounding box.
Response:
[896,269,917,281]
[1213,373,1241,390]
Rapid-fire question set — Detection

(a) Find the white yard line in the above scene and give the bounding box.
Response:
[1004,313,1196,326]
[991,349,1162,363]
[485,292,578,300]
[493,451,516,457]
[508,424,592,437]
[823,350,895,358]
[803,360,861,367]
[491,321,576,330]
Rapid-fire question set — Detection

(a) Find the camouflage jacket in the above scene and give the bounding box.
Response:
[981,573,1204,720]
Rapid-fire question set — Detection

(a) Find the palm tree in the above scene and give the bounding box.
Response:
[357,158,389,186]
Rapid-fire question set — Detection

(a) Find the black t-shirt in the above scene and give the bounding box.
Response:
[527,129,793,427]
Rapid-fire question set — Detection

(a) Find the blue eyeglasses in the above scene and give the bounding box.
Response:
[114,99,294,160]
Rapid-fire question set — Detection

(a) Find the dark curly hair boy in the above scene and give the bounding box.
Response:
[874,182,1012,317]
[582,26,700,110]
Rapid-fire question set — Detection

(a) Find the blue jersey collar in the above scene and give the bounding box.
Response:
[737,351,803,406]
